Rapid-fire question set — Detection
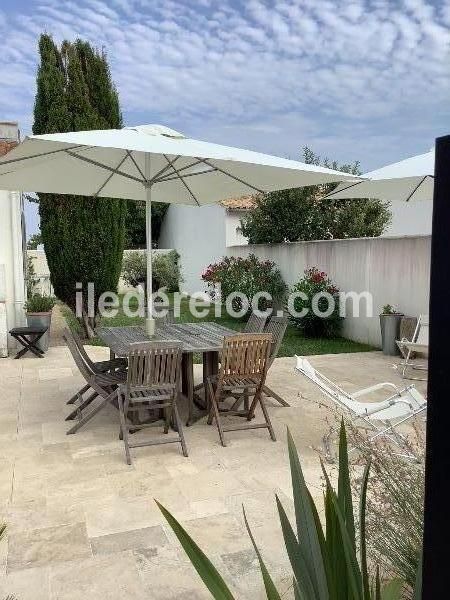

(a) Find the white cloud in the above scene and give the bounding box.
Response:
[0,0,448,171]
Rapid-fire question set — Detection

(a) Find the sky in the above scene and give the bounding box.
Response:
[0,0,449,236]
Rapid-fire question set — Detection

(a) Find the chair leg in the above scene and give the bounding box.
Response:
[213,401,227,447]
[263,384,290,407]
[259,395,277,442]
[164,404,174,434]
[173,399,188,457]
[65,390,98,420]
[243,389,249,412]
[230,393,244,412]
[66,390,116,434]
[67,383,90,405]
[118,393,132,465]
[207,380,215,425]
[210,388,227,447]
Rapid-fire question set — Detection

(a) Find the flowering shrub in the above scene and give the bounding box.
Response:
[201,254,286,312]
[289,267,342,337]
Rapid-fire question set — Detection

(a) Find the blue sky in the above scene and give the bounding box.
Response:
[0,0,449,236]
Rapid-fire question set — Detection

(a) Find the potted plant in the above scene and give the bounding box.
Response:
[25,293,56,352]
[380,304,404,355]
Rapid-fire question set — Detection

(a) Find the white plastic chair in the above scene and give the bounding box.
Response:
[397,314,429,380]
[295,356,426,454]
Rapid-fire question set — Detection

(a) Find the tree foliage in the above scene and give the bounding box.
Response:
[240,148,391,244]
[34,34,126,336]
[27,233,42,250]
[124,200,168,249]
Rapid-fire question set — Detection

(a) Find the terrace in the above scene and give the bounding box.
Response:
[0,343,426,600]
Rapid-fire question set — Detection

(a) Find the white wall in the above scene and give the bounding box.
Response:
[159,205,250,295]
[383,199,432,237]
[159,204,228,295]
[228,235,431,347]
[0,189,26,355]
[225,211,249,246]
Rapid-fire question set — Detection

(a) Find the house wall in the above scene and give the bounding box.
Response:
[225,211,249,246]
[228,235,431,347]
[159,204,228,295]
[383,199,432,237]
[0,122,26,356]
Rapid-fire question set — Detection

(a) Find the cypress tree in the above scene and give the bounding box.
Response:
[34,34,126,337]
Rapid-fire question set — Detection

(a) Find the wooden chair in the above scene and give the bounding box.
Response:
[262,315,290,407]
[117,341,188,465]
[66,329,127,406]
[243,311,267,333]
[154,302,175,326]
[63,330,126,434]
[206,333,275,447]
[65,329,127,422]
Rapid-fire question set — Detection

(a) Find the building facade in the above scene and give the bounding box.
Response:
[158,197,252,295]
[0,122,26,357]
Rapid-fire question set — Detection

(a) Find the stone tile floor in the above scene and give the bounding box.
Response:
[0,347,426,599]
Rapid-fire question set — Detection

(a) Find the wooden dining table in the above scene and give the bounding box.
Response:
[96,322,237,425]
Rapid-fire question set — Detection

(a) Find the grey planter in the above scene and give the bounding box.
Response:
[27,312,52,353]
[379,313,403,356]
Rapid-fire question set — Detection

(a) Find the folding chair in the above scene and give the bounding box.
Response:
[63,331,126,434]
[295,356,427,456]
[206,333,275,447]
[229,316,290,410]
[397,314,429,380]
[65,328,127,420]
[154,302,175,326]
[262,315,289,406]
[117,341,188,465]
[243,311,267,333]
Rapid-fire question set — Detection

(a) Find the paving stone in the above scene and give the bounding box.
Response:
[8,522,91,571]
[90,525,168,555]
[0,348,426,597]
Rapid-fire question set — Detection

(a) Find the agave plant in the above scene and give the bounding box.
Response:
[157,421,422,600]
[0,524,16,600]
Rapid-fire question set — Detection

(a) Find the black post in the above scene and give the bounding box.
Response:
[422,135,450,599]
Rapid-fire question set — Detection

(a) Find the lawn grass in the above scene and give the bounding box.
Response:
[60,294,374,357]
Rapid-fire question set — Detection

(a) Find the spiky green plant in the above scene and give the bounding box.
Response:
[0,524,16,600]
[157,422,422,599]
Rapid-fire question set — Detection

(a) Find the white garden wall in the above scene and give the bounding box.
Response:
[228,235,431,347]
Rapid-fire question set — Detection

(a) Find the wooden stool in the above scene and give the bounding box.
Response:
[9,326,48,359]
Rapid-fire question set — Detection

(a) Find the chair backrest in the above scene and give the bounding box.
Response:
[264,315,288,364]
[126,341,182,391]
[243,312,267,333]
[415,314,429,346]
[296,356,427,418]
[295,356,354,407]
[219,333,272,384]
[70,328,96,370]
[63,328,94,382]
[153,303,175,326]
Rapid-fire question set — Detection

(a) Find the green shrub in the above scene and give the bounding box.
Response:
[26,256,38,297]
[121,251,146,288]
[290,267,342,337]
[122,250,182,292]
[201,254,286,312]
[25,293,56,313]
